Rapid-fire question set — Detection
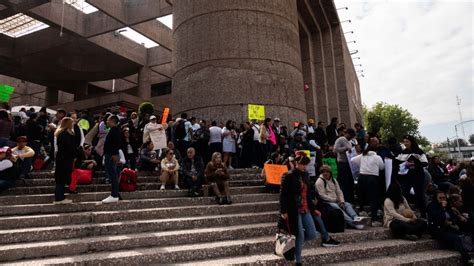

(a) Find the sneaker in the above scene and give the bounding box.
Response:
[353,216,370,225]
[322,237,341,247]
[102,196,119,204]
[174,185,180,190]
[404,234,418,241]
[53,199,72,204]
[160,185,165,190]
[225,196,232,205]
[354,224,364,230]
[371,221,383,227]
[228,166,234,170]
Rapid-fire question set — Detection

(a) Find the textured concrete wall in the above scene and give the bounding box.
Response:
[172,0,307,125]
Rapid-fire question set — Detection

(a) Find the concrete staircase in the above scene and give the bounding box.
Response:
[0,169,461,265]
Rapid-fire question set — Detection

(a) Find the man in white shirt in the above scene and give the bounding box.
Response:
[208,121,222,159]
[191,117,201,132]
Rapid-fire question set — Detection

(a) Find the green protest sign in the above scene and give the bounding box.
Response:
[0,85,14,94]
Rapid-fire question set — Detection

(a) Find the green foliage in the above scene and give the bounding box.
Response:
[469,134,474,145]
[138,102,155,115]
[364,102,429,145]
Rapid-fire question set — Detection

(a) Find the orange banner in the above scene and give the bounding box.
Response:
[264,164,288,185]
[161,107,170,125]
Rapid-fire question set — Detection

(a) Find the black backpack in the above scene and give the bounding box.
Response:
[175,120,187,140]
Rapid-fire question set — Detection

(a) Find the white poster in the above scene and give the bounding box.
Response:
[384,158,393,191]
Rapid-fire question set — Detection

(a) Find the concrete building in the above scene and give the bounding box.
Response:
[0,0,362,126]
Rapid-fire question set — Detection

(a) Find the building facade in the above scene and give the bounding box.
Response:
[0,0,362,126]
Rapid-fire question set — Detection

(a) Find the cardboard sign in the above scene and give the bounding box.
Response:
[264,164,288,185]
[161,107,170,125]
[248,104,265,121]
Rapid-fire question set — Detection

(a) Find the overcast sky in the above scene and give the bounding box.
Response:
[334,0,473,143]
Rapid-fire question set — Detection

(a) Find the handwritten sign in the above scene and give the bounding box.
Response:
[264,164,288,185]
[161,107,170,125]
[248,104,265,121]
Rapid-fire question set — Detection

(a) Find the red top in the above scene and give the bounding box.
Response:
[298,180,309,214]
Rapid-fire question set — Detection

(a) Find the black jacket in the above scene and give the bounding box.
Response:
[280,169,316,235]
[314,127,327,146]
[427,201,459,234]
[104,126,121,156]
[181,156,205,180]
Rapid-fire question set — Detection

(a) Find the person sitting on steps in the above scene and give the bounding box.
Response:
[160,148,180,190]
[205,152,231,205]
[315,165,369,229]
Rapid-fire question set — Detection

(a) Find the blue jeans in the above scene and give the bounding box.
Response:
[295,213,317,263]
[312,215,329,241]
[328,202,358,227]
[104,154,120,198]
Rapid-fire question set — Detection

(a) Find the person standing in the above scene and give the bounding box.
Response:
[102,115,122,204]
[280,152,318,264]
[208,121,222,161]
[143,115,168,157]
[222,120,237,169]
[351,144,385,226]
[53,117,76,204]
[326,117,338,146]
[395,135,428,218]
[334,128,357,203]
[314,121,327,146]
[174,113,193,157]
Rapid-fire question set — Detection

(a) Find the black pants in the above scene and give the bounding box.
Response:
[399,175,426,217]
[389,219,427,239]
[209,142,222,160]
[358,174,380,220]
[184,175,203,192]
[430,228,471,263]
[337,161,354,203]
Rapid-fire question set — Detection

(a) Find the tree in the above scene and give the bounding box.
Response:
[138,102,155,115]
[469,134,474,145]
[364,102,429,146]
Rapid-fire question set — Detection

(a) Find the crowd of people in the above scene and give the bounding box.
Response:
[0,105,473,265]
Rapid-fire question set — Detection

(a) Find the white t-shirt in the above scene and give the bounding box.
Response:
[222,127,235,142]
[252,124,260,141]
[192,123,201,132]
[209,126,222,143]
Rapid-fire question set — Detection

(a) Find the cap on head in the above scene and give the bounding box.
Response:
[274,117,281,122]
[150,115,157,120]
[308,119,314,124]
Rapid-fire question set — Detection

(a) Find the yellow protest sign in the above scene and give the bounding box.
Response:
[248,104,265,121]
[264,164,288,185]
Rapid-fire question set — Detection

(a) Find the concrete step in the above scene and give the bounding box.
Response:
[2,180,263,195]
[331,249,461,265]
[5,236,438,265]
[28,168,261,179]
[0,186,265,206]
[0,226,391,263]
[0,223,275,262]
[19,173,261,185]
[0,193,278,216]
[178,238,439,265]
[0,212,278,245]
[0,201,279,230]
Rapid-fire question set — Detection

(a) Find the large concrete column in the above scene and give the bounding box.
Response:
[300,34,317,121]
[137,67,151,100]
[172,0,307,124]
[312,31,330,124]
[44,87,58,106]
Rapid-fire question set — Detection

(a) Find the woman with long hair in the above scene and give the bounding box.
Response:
[280,151,317,264]
[384,182,426,241]
[205,152,231,205]
[53,117,76,204]
[395,135,428,217]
